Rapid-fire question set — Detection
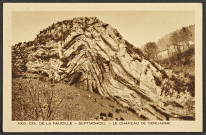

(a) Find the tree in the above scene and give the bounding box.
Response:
[143,42,158,60]
[179,27,192,49]
[170,31,181,54]
[170,27,193,54]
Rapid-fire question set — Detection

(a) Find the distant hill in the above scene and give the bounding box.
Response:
[140,25,195,61]
[157,25,194,52]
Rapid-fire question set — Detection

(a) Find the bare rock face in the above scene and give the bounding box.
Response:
[12,17,195,120]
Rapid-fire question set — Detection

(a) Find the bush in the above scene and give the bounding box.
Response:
[13,81,64,121]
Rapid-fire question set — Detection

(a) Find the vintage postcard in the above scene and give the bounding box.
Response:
[3,3,202,132]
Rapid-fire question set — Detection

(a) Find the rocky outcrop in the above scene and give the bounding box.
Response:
[12,17,195,120]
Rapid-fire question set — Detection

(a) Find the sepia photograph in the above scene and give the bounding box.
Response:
[3,3,203,132]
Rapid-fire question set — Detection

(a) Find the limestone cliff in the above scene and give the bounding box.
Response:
[12,17,195,120]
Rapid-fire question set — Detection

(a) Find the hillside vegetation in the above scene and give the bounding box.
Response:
[157,47,195,96]
[141,24,195,101]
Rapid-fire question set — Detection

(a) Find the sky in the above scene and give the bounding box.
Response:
[12,11,194,48]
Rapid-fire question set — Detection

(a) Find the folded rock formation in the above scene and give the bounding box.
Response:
[12,17,195,120]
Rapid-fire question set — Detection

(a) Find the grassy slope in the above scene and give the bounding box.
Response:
[12,73,142,121]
